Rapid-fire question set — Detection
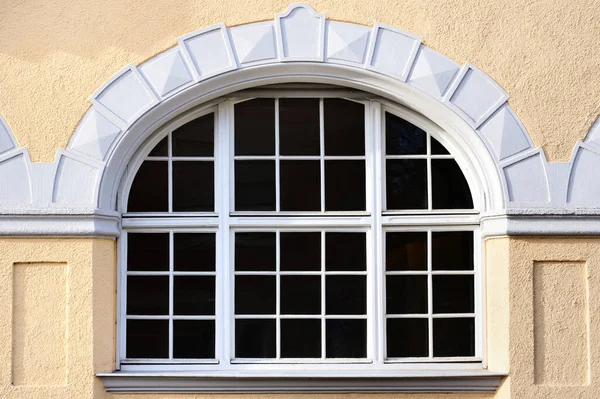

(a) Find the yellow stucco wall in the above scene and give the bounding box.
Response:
[0,0,599,162]
[0,236,598,398]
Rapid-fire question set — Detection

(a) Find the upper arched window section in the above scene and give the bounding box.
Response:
[119,89,478,373]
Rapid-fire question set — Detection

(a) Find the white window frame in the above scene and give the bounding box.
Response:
[116,89,486,376]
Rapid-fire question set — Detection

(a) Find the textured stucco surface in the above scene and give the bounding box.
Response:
[0,0,599,162]
[0,238,115,399]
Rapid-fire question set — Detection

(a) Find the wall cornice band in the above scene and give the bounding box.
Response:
[0,3,599,236]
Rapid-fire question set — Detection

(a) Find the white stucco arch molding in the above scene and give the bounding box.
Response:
[57,3,544,214]
[0,115,35,206]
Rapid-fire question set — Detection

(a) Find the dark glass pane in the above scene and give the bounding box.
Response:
[235,276,276,314]
[325,160,365,211]
[386,232,427,271]
[235,160,276,211]
[126,320,168,358]
[325,232,366,271]
[235,232,276,271]
[324,99,365,155]
[128,161,168,212]
[173,320,215,359]
[431,159,473,209]
[235,319,276,358]
[280,160,320,211]
[148,136,168,156]
[326,319,366,358]
[173,161,214,212]
[279,98,320,155]
[281,319,321,358]
[174,233,216,271]
[433,318,475,357]
[172,113,214,157]
[432,231,474,271]
[174,276,216,315]
[280,276,321,315]
[235,99,275,155]
[386,159,427,210]
[127,276,169,315]
[280,232,321,271]
[387,318,428,358]
[432,275,474,313]
[326,275,366,315]
[127,233,169,271]
[431,137,450,155]
[386,275,428,314]
[385,112,426,155]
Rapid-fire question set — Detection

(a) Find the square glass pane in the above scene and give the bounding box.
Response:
[280,276,321,315]
[386,232,427,271]
[326,275,366,315]
[433,318,475,357]
[324,99,365,155]
[126,319,168,358]
[127,233,169,271]
[279,98,320,155]
[281,319,321,358]
[128,161,168,212]
[432,275,474,313]
[173,320,215,359]
[280,232,321,271]
[174,276,216,315]
[325,232,366,271]
[172,113,214,157]
[235,99,275,155]
[432,231,474,270]
[386,275,428,314]
[386,159,427,210]
[280,160,320,211]
[325,160,365,211]
[431,159,473,209]
[235,275,276,315]
[385,112,426,155]
[235,319,276,358]
[235,232,276,271]
[174,233,216,271]
[235,160,276,211]
[173,161,214,212]
[126,276,169,315]
[148,135,168,156]
[326,319,366,358]
[431,136,450,155]
[386,318,428,358]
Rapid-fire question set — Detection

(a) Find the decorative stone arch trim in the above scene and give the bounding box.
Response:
[1,3,600,235]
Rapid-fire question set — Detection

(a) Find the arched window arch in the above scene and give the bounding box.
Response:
[119,88,481,373]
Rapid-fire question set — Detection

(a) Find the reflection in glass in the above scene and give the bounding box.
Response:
[386,159,427,209]
[385,112,426,155]
[234,99,275,155]
[280,98,320,155]
[235,160,276,211]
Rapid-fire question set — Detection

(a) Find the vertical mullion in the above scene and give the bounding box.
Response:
[319,99,325,212]
[427,230,433,358]
[275,230,281,359]
[168,131,173,213]
[217,101,232,365]
[370,101,384,363]
[427,132,433,211]
[275,98,281,212]
[320,230,326,359]
[168,231,174,360]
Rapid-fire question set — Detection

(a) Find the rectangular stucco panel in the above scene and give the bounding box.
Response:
[533,261,589,386]
[12,262,67,386]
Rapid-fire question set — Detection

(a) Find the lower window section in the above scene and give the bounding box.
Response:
[122,228,477,364]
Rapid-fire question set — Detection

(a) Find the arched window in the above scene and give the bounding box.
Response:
[120,89,480,373]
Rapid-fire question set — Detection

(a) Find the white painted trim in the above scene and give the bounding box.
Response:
[0,210,120,237]
[98,371,505,393]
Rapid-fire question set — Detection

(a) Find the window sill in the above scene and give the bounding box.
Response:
[97,370,506,393]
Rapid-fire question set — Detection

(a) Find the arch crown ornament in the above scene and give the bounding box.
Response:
[1,3,600,236]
